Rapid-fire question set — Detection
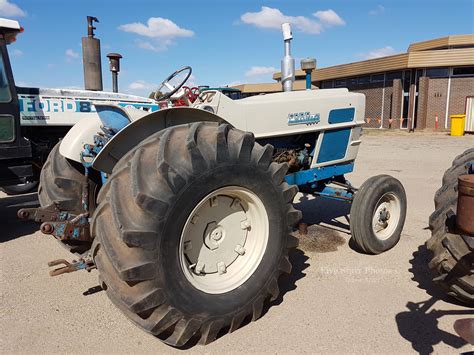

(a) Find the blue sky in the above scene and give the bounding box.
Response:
[3,0,474,96]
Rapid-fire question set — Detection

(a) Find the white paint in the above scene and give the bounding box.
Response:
[445,68,452,129]
[380,73,386,128]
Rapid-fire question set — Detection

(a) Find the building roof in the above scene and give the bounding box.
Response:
[273,34,474,82]
[408,34,474,52]
[231,80,315,94]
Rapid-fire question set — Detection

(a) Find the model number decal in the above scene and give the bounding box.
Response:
[287,112,320,125]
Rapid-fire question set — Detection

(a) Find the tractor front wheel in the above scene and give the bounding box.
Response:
[350,175,407,254]
[91,122,301,347]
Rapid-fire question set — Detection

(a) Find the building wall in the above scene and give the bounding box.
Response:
[390,79,403,129]
[416,77,429,129]
[382,86,393,128]
[448,77,474,127]
[424,78,449,129]
[352,86,384,128]
[317,71,474,130]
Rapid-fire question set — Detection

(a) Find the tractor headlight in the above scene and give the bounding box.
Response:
[0,115,15,143]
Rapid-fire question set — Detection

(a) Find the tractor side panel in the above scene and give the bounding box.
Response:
[316,128,351,163]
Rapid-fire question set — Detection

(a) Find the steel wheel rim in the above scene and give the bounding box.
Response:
[179,186,269,294]
[371,192,401,241]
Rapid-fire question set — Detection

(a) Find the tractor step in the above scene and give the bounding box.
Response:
[48,258,95,277]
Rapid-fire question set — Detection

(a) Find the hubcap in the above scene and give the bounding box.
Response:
[179,186,269,294]
[372,192,401,240]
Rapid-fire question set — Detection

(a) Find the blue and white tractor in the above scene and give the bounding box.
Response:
[0,18,159,195]
[18,23,407,347]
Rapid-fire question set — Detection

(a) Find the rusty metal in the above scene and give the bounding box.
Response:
[18,203,91,242]
[18,203,64,222]
[82,16,102,91]
[48,258,96,277]
[456,174,474,236]
[298,222,308,236]
[87,16,99,38]
[40,222,54,234]
[41,214,90,242]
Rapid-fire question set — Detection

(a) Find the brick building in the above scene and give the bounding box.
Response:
[274,34,474,131]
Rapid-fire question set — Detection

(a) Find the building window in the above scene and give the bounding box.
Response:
[425,68,449,78]
[358,75,370,84]
[347,77,358,86]
[385,71,403,83]
[371,74,384,83]
[334,79,346,88]
[321,80,334,89]
[452,66,474,76]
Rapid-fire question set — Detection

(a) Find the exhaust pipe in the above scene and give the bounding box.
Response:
[82,16,103,91]
[107,53,122,93]
[281,22,295,92]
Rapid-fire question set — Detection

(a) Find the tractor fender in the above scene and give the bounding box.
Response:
[92,107,230,174]
[59,114,102,164]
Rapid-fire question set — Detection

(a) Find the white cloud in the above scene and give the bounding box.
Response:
[0,0,26,17]
[11,48,22,56]
[369,5,385,16]
[313,9,345,27]
[245,66,278,77]
[359,46,397,59]
[241,6,322,34]
[129,80,157,91]
[65,49,79,62]
[119,17,194,51]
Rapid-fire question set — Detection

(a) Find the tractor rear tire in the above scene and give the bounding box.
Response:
[350,175,407,254]
[427,148,474,305]
[91,122,301,347]
[38,142,97,255]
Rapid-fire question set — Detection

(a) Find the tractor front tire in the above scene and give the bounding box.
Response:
[427,148,474,305]
[38,142,96,254]
[91,122,301,347]
[350,175,407,254]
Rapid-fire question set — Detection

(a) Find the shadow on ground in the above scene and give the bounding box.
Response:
[294,193,351,233]
[0,193,39,242]
[394,243,469,354]
[293,193,354,254]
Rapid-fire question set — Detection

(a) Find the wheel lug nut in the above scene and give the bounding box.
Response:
[235,244,246,256]
[194,261,205,274]
[217,262,226,275]
[241,220,251,230]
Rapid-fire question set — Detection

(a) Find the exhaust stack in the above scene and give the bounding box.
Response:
[82,16,103,91]
[281,22,295,92]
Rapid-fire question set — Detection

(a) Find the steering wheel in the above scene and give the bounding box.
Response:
[154,66,192,101]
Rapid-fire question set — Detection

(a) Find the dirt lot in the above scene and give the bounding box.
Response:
[1,132,473,354]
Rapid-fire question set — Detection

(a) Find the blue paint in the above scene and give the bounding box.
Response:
[328,108,355,124]
[95,105,130,132]
[306,72,312,90]
[316,128,351,163]
[100,172,108,185]
[312,185,353,201]
[285,162,354,186]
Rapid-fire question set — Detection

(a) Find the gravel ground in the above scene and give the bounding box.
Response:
[1,132,473,354]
